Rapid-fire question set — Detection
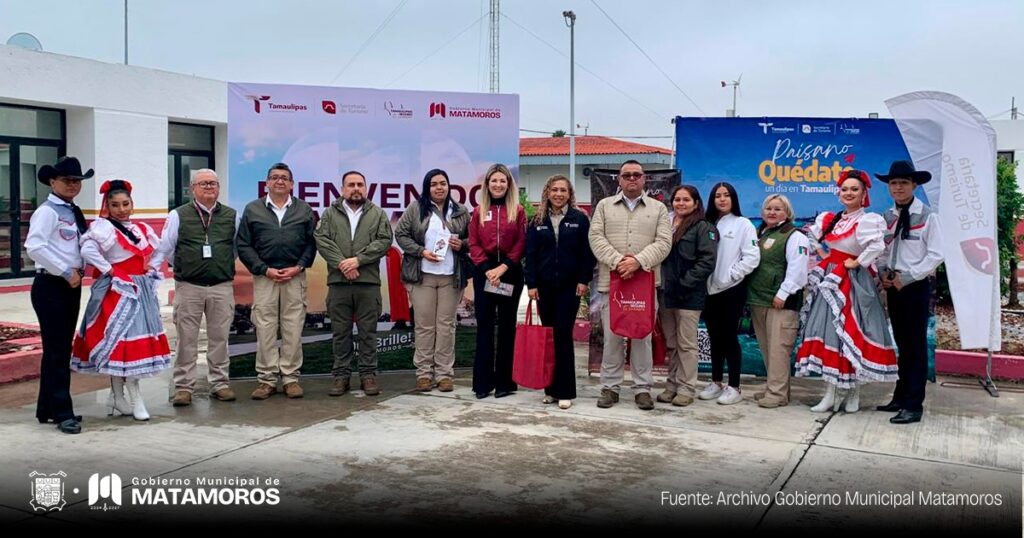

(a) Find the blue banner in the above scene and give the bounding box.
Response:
[675,117,925,218]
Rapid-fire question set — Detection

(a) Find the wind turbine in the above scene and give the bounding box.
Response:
[721,74,742,117]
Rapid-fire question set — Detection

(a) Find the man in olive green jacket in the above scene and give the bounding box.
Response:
[314,171,394,396]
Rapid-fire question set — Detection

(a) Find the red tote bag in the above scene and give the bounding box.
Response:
[609,270,656,339]
[512,300,556,390]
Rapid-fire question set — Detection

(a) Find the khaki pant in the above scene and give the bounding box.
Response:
[409,274,460,381]
[663,309,701,397]
[252,273,307,386]
[600,293,654,394]
[328,284,382,379]
[750,305,798,404]
[173,281,234,394]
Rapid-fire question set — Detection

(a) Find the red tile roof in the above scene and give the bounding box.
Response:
[520,136,672,157]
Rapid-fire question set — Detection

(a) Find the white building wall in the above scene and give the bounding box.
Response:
[520,157,673,206]
[92,110,168,215]
[0,45,227,214]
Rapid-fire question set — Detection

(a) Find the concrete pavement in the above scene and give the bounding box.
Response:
[0,350,1020,532]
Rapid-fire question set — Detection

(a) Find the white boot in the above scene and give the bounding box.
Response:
[110,377,133,416]
[810,384,837,413]
[125,378,150,421]
[844,383,860,413]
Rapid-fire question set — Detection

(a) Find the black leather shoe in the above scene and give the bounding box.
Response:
[889,410,922,424]
[876,401,902,412]
[494,390,513,398]
[475,391,491,399]
[56,419,82,434]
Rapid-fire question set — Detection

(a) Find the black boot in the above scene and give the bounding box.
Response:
[876,400,902,412]
[889,409,922,424]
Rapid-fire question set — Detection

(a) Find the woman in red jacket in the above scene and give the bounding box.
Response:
[468,163,527,399]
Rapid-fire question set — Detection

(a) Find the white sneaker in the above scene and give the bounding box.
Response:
[558,400,572,409]
[698,383,724,400]
[717,386,742,405]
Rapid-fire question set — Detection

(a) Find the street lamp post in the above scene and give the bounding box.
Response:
[563,10,576,188]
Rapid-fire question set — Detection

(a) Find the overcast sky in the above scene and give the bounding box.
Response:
[2,0,1021,148]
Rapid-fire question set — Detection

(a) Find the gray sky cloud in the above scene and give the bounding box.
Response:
[1,0,1020,149]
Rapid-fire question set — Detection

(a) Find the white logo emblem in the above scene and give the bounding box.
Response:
[29,471,67,511]
[88,473,123,511]
[758,122,774,134]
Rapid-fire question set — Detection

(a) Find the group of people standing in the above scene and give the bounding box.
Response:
[26,154,941,435]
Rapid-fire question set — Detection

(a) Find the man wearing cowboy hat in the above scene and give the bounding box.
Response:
[25,156,93,434]
[875,160,944,425]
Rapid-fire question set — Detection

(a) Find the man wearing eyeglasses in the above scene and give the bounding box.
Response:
[27,156,92,434]
[588,160,672,411]
[237,163,317,400]
[151,168,241,407]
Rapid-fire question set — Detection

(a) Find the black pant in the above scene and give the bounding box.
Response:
[703,283,747,388]
[887,279,930,412]
[537,284,579,400]
[31,274,81,423]
[472,265,523,394]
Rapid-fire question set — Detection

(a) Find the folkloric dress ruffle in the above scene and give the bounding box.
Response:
[795,209,898,388]
[71,219,172,378]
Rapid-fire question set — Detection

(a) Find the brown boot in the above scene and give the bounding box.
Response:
[361,376,381,396]
[328,377,350,397]
[635,392,655,411]
[171,390,192,407]
[416,378,432,392]
[250,384,277,400]
[211,387,237,402]
[436,378,454,392]
[656,389,676,403]
[283,382,304,399]
[596,389,619,408]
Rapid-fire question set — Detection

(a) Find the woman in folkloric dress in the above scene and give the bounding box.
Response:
[71,180,172,421]
[795,169,898,413]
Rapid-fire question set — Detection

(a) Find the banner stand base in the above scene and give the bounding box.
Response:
[979,350,1000,398]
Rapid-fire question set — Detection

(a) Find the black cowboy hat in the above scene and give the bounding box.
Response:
[874,160,931,185]
[37,156,94,185]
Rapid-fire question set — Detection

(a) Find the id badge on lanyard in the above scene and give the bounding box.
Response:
[195,203,215,259]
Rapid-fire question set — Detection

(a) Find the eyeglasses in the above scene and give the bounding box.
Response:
[53,177,83,185]
[268,175,292,182]
[194,181,219,188]
[620,172,644,180]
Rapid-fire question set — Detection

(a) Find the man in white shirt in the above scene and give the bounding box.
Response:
[875,160,943,425]
[26,156,92,434]
[151,169,240,407]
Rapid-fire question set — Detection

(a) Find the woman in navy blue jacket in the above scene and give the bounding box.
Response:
[525,175,596,409]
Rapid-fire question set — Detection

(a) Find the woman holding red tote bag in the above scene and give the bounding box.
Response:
[524,175,596,409]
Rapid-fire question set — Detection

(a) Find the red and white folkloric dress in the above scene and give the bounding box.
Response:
[795,209,898,388]
[71,219,172,377]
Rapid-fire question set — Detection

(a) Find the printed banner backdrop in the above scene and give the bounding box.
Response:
[675,116,923,218]
[673,117,937,379]
[227,83,519,375]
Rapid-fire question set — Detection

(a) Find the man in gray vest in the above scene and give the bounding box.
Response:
[875,160,943,425]
[151,169,240,407]
[315,170,394,397]
[237,163,317,400]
